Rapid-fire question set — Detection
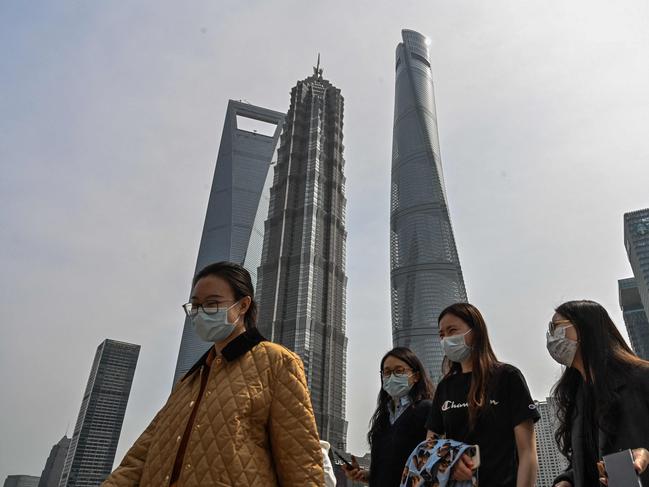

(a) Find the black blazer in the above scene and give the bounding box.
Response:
[554,366,649,487]
[369,399,432,487]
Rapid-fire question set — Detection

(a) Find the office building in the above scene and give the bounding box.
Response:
[619,277,649,360]
[535,399,568,487]
[3,476,39,487]
[256,60,348,449]
[625,208,649,318]
[59,339,140,487]
[172,101,285,383]
[38,436,70,487]
[390,29,467,382]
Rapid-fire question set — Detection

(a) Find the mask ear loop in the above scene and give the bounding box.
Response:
[226,299,243,325]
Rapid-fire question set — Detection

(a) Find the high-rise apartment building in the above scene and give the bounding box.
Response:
[619,277,649,360]
[390,29,467,381]
[535,399,568,487]
[38,436,70,487]
[624,208,649,319]
[3,476,40,487]
[172,101,285,383]
[256,62,348,449]
[59,339,139,487]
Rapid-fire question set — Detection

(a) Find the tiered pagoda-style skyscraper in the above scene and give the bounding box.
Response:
[256,59,348,450]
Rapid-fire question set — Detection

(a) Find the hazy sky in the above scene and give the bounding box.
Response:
[2,0,648,480]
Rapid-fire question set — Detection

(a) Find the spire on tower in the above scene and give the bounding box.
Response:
[313,53,323,79]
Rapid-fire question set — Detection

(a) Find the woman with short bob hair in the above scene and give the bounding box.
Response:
[103,261,323,486]
[426,303,539,487]
[549,300,649,487]
[343,347,434,486]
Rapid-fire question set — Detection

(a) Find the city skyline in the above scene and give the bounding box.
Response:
[2,0,649,479]
[390,29,467,382]
[172,100,284,384]
[257,64,349,450]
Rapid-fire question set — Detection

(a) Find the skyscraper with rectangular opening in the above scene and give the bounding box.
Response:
[390,30,467,382]
[172,101,284,383]
[59,339,139,487]
[619,277,649,360]
[256,63,348,450]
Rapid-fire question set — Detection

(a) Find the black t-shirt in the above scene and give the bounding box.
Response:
[425,363,540,487]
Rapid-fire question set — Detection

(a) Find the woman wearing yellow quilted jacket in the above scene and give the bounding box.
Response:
[103,261,324,487]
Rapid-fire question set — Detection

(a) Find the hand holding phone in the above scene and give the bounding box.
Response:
[603,450,642,487]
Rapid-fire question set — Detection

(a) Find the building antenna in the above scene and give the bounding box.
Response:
[313,53,323,79]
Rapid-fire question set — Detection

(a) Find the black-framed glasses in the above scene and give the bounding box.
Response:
[548,319,573,334]
[380,367,413,378]
[182,301,235,318]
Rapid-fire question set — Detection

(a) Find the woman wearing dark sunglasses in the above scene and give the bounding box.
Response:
[548,300,649,487]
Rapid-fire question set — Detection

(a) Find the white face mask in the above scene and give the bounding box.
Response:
[191,301,241,343]
[441,330,472,363]
[546,325,578,367]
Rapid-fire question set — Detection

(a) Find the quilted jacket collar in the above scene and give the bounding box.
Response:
[181,328,267,381]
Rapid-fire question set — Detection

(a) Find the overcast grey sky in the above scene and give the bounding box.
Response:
[2,0,649,480]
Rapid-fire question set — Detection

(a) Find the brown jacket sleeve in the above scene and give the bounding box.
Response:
[102,411,160,486]
[269,353,324,486]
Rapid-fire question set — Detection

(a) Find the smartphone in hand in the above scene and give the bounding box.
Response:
[333,449,353,469]
[603,450,641,487]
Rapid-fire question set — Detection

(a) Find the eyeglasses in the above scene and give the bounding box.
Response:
[380,367,414,378]
[548,319,573,334]
[182,301,235,318]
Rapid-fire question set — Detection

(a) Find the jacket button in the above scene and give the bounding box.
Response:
[189,401,195,407]
[165,475,170,481]
[195,424,200,430]
[176,435,181,442]
[206,391,211,396]
[186,464,191,469]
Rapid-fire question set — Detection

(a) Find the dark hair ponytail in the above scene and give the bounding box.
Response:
[193,261,257,329]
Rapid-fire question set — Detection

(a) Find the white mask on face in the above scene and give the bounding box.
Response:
[441,330,472,363]
[546,325,578,367]
[191,301,241,342]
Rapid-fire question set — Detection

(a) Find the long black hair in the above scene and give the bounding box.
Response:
[551,300,649,459]
[192,261,258,329]
[367,347,434,447]
[439,303,500,429]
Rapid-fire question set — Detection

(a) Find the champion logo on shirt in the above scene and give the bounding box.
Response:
[441,399,500,411]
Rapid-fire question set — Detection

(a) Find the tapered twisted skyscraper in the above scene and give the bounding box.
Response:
[390,30,467,382]
[257,61,348,449]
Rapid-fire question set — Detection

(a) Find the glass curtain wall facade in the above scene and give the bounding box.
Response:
[256,64,348,450]
[625,208,649,319]
[172,101,284,383]
[390,29,467,382]
[59,340,140,487]
[619,277,649,360]
[38,436,70,487]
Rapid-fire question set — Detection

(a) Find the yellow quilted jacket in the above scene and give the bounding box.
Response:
[103,329,324,486]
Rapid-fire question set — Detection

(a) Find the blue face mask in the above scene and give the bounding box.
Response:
[191,301,241,343]
[441,329,472,363]
[382,373,413,398]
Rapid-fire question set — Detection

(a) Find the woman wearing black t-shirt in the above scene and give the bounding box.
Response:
[343,347,434,486]
[426,303,539,487]
[548,300,649,487]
